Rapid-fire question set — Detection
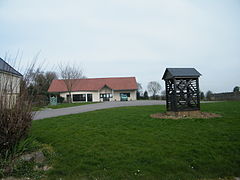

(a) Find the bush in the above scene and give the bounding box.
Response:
[0,70,33,157]
[0,90,33,156]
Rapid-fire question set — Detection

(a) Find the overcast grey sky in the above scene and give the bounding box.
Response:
[0,0,239,93]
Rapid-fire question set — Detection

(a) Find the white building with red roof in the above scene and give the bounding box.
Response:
[48,77,138,102]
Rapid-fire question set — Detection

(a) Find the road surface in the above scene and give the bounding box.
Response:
[33,100,166,120]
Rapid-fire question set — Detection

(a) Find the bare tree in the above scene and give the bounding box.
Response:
[137,82,143,91]
[0,55,40,154]
[233,86,239,92]
[147,81,161,100]
[200,91,205,100]
[143,90,149,99]
[137,82,143,100]
[59,64,85,103]
[206,90,213,101]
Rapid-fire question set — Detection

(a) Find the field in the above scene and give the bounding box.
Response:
[31,101,240,180]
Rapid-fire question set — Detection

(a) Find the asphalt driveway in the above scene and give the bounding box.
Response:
[33,100,165,120]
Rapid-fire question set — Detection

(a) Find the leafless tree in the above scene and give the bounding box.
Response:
[161,90,166,100]
[59,64,85,103]
[137,83,143,92]
[206,90,213,101]
[137,82,143,99]
[147,81,161,99]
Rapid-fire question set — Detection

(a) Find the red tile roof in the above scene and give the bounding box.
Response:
[48,77,137,92]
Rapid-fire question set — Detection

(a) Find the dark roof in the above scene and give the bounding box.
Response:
[162,68,201,80]
[0,57,23,77]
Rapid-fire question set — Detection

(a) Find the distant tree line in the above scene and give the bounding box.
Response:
[199,85,239,101]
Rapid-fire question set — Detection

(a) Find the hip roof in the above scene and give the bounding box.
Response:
[162,68,201,80]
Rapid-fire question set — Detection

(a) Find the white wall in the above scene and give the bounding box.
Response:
[99,86,112,94]
[0,72,21,107]
[59,89,137,102]
[0,72,21,95]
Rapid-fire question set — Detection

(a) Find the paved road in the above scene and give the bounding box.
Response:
[33,100,166,120]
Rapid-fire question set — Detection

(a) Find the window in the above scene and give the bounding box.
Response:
[79,94,86,101]
[72,94,86,101]
[73,94,80,101]
[100,93,112,98]
[120,93,130,97]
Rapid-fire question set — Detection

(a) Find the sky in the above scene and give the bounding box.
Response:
[0,0,240,94]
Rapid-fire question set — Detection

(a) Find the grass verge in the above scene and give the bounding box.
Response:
[31,101,240,180]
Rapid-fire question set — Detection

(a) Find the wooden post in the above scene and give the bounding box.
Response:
[165,80,169,111]
[186,79,191,108]
[173,78,177,111]
[196,78,200,110]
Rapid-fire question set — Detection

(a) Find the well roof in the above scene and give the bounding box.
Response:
[162,68,201,80]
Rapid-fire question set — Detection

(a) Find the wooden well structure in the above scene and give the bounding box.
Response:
[162,68,201,112]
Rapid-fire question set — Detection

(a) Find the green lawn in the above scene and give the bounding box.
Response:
[33,102,99,111]
[30,101,240,180]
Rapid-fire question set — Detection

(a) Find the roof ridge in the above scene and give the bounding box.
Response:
[57,77,135,81]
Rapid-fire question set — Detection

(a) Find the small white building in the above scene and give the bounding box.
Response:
[0,58,23,106]
[48,77,138,102]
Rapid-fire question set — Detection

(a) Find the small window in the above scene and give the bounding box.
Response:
[100,93,112,98]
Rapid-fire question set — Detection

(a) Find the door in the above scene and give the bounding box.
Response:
[103,94,110,101]
[100,93,111,101]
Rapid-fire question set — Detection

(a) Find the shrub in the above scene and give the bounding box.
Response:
[0,136,54,179]
[0,79,33,156]
[0,59,36,157]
